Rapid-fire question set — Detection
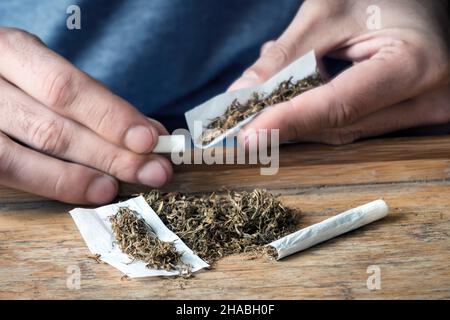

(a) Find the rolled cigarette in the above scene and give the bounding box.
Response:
[152,135,185,153]
[268,199,389,260]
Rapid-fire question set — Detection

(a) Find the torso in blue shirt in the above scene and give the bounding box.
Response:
[0,0,301,130]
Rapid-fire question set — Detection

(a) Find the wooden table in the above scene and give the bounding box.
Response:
[0,136,449,299]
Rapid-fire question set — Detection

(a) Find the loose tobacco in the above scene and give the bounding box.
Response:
[110,207,183,271]
[144,189,299,265]
[200,74,324,145]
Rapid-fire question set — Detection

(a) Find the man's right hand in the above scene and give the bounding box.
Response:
[0,27,173,204]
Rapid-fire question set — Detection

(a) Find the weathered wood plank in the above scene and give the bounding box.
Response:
[2,136,450,204]
[0,181,448,299]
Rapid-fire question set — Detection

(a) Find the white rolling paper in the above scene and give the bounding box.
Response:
[268,199,389,260]
[185,50,318,149]
[153,135,185,153]
[70,196,209,278]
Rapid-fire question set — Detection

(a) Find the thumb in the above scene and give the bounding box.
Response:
[240,40,442,144]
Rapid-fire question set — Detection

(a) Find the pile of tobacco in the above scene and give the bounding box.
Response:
[109,189,300,272]
[200,74,324,145]
[146,189,299,265]
[110,207,183,271]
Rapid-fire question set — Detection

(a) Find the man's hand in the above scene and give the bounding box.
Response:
[0,27,172,204]
[229,0,450,145]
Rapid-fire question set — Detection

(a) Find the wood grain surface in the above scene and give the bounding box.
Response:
[0,136,449,299]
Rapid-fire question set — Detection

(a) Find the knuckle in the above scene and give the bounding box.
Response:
[301,0,340,21]
[51,171,67,201]
[327,101,357,128]
[51,166,89,203]
[30,119,70,155]
[260,40,276,55]
[103,152,121,176]
[388,40,430,86]
[83,99,130,142]
[0,27,32,48]
[261,41,290,63]
[399,36,450,86]
[44,69,80,109]
[326,83,359,128]
[91,104,115,135]
[321,129,361,145]
[103,151,143,182]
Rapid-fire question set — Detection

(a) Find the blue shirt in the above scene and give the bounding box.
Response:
[0,0,302,131]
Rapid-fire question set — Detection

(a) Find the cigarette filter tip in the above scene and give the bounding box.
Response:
[153,135,186,153]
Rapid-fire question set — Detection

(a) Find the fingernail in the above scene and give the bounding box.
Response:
[241,70,259,81]
[87,176,117,204]
[125,125,157,154]
[261,41,275,55]
[137,161,168,187]
[229,70,260,92]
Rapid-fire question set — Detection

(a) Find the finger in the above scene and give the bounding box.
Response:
[328,36,408,62]
[260,40,277,55]
[301,85,450,145]
[227,39,296,91]
[0,79,172,187]
[0,132,118,204]
[147,118,170,135]
[227,1,355,91]
[0,27,160,154]
[241,40,444,143]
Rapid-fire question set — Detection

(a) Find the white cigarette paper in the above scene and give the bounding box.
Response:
[269,199,389,260]
[153,135,185,153]
[70,196,209,278]
[185,50,317,149]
